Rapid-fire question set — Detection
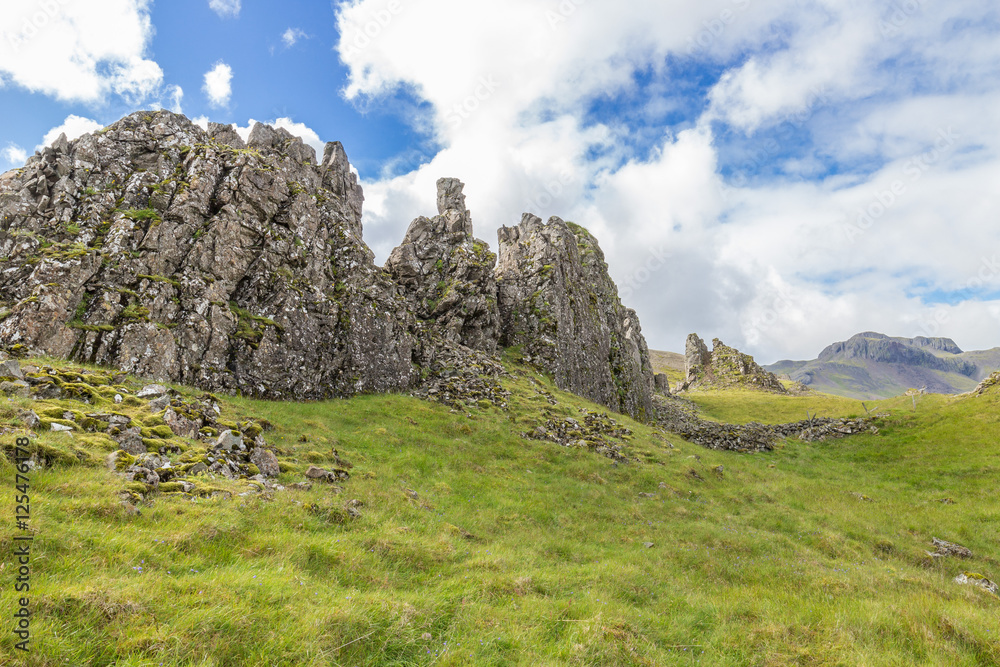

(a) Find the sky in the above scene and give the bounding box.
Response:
[2,0,999,364]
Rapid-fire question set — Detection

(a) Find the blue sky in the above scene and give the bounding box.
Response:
[2,0,1000,362]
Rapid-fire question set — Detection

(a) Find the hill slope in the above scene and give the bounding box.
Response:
[2,353,998,665]
[767,332,1000,399]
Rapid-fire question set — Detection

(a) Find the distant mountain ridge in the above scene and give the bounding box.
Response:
[766,332,1000,399]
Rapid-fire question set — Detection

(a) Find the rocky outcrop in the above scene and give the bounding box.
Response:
[0,111,657,420]
[681,335,787,394]
[684,334,711,383]
[0,110,415,399]
[496,215,654,420]
[386,178,499,353]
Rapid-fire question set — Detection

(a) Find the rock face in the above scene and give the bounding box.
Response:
[684,334,711,383]
[0,110,416,399]
[386,178,500,353]
[682,334,787,394]
[496,215,654,420]
[0,111,656,420]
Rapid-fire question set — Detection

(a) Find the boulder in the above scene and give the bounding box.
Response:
[250,448,280,477]
[164,408,201,439]
[1,359,23,379]
[215,430,243,452]
[137,384,169,399]
[115,427,147,456]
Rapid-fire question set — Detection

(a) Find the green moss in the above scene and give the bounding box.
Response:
[119,208,162,225]
[137,274,182,288]
[120,304,150,322]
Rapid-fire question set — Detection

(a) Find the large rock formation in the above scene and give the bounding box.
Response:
[681,334,787,394]
[496,214,654,420]
[0,110,415,399]
[385,178,500,353]
[0,111,655,420]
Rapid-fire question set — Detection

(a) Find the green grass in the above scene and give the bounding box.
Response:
[1,357,998,665]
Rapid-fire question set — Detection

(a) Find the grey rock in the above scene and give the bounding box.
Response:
[115,427,147,456]
[1,359,24,379]
[1,380,30,397]
[654,373,671,393]
[18,409,41,429]
[164,408,201,439]
[496,214,654,420]
[954,573,998,595]
[114,394,123,404]
[216,430,242,451]
[684,334,711,383]
[250,447,280,477]
[137,384,169,399]
[386,178,499,353]
[305,465,349,482]
[147,395,171,412]
[0,111,416,402]
[187,462,208,475]
[50,423,73,432]
[932,537,972,558]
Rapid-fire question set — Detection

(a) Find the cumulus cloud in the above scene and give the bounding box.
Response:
[3,143,27,166]
[332,0,1000,361]
[0,0,162,104]
[203,62,233,108]
[167,85,184,114]
[282,28,308,48]
[208,0,241,18]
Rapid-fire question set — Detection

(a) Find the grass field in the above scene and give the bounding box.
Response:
[1,357,998,665]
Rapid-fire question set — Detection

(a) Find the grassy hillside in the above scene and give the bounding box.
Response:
[648,350,686,386]
[1,356,998,665]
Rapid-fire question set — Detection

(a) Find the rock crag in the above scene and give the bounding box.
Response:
[496,214,654,420]
[0,111,655,420]
[681,334,786,394]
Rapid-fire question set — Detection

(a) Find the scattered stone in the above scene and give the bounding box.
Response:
[642,542,654,549]
[137,384,169,399]
[305,466,349,483]
[164,408,201,439]
[638,492,656,499]
[954,572,998,595]
[289,482,313,491]
[148,395,171,412]
[187,462,208,476]
[114,394,123,404]
[18,410,41,429]
[1,359,24,379]
[0,380,30,397]
[938,498,957,505]
[50,423,73,432]
[421,633,433,641]
[931,537,972,558]
[713,465,724,477]
[250,448,280,477]
[114,427,146,456]
[850,492,875,503]
[687,469,704,481]
[216,430,243,452]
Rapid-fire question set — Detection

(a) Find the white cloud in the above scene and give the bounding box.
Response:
[167,85,184,114]
[36,115,105,152]
[0,0,162,104]
[208,0,241,18]
[191,116,211,131]
[334,0,1000,361]
[282,28,308,48]
[203,62,233,108]
[3,143,27,165]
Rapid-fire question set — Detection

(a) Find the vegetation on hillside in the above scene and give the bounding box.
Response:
[0,356,998,665]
